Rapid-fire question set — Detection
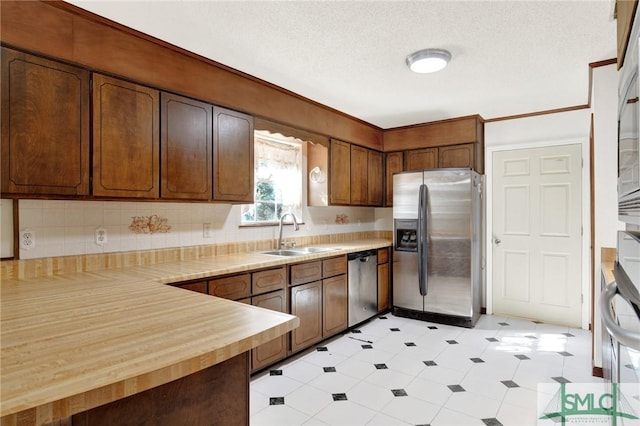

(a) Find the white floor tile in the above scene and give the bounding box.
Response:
[445,391,501,419]
[284,384,333,416]
[251,404,311,426]
[250,314,597,426]
[313,400,377,426]
[430,407,486,426]
[380,395,440,425]
[346,381,395,411]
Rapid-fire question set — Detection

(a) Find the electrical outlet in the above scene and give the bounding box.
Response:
[203,223,213,238]
[20,229,35,250]
[95,227,107,246]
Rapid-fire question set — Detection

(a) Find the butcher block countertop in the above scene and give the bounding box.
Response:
[1,239,391,422]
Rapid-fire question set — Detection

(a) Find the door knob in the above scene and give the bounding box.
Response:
[494,237,501,245]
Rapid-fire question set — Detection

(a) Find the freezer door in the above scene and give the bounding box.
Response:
[393,250,423,311]
[393,171,423,219]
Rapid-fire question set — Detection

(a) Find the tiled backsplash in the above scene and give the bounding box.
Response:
[13,200,392,260]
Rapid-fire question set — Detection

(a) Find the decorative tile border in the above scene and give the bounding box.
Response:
[1,231,392,279]
[129,215,171,234]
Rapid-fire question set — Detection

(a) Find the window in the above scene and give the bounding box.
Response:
[241,131,303,225]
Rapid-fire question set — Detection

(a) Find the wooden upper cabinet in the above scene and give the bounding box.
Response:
[92,73,160,198]
[1,47,90,196]
[213,106,254,202]
[617,0,639,69]
[161,92,212,200]
[350,144,368,205]
[329,139,351,205]
[367,150,383,206]
[438,143,474,169]
[404,148,437,171]
[384,152,403,207]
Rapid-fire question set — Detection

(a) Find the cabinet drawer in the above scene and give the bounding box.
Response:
[377,248,389,264]
[173,281,207,294]
[252,267,286,295]
[209,274,251,300]
[322,256,347,278]
[290,261,322,286]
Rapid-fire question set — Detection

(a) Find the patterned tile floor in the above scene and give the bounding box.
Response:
[250,314,601,425]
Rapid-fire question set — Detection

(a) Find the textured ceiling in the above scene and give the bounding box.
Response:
[66,0,618,129]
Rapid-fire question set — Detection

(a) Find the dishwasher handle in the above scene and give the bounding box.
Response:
[347,249,377,262]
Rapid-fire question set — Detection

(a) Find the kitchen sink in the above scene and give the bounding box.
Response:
[260,247,340,256]
[260,249,303,256]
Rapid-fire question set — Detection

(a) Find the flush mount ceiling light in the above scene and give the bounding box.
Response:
[406,48,451,74]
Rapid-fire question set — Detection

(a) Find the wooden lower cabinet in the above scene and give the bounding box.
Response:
[72,353,249,426]
[322,275,348,336]
[172,281,207,294]
[208,274,251,300]
[377,262,390,312]
[252,290,287,371]
[290,280,323,353]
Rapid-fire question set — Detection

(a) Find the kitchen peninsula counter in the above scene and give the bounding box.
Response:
[1,238,391,425]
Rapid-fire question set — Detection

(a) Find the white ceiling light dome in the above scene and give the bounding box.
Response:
[406,48,452,74]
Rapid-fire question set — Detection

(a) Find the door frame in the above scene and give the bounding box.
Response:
[485,138,591,329]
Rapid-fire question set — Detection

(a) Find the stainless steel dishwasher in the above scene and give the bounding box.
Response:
[348,249,378,327]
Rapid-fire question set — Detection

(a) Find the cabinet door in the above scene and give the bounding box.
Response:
[438,143,474,169]
[1,48,90,196]
[290,281,323,352]
[213,106,254,202]
[209,273,251,300]
[290,261,322,286]
[404,148,437,171]
[377,262,390,312]
[384,152,403,207]
[93,73,159,198]
[252,290,287,371]
[252,266,286,295]
[367,150,383,206]
[322,275,347,336]
[350,144,368,205]
[329,139,351,205]
[161,92,212,200]
[322,256,347,278]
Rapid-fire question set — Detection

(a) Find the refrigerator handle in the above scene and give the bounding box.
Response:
[418,184,429,296]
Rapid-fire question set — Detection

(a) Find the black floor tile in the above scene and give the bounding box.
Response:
[446,340,458,344]
[563,332,575,337]
[423,360,437,366]
[447,384,465,392]
[405,342,416,347]
[323,366,336,373]
[552,376,571,383]
[486,337,499,342]
[470,357,485,363]
[269,370,283,376]
[498,322,510,326]
[316,346,328,352]
[351,329,362,334]
[428,326,438,329]
[269,397,284,405]
[501,380,519,388]
[515,354,530,360]
[362,344,373,349]
[391,389,408,397]
[374,363,388,370]
[390,328,400,332]
[558,351,574,357]
[332,393,347,401]
[482,418,504,426]
[378,316,388,320]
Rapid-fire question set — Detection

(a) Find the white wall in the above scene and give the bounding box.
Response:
[7,199,377,260]
[591,63,626,368]
[1,199,13,258]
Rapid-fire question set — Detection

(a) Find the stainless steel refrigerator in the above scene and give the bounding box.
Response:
[392,169,483,328]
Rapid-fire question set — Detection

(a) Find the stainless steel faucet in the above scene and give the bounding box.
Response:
[277,212,300,249]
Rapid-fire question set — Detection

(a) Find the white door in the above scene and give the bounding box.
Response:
[492,144,582,327]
